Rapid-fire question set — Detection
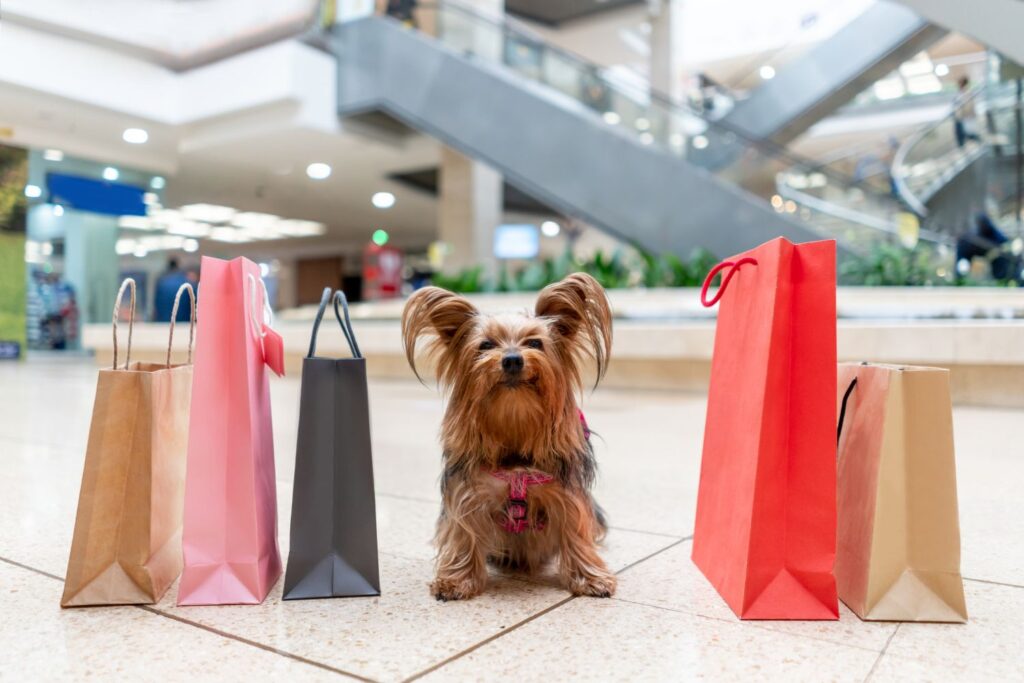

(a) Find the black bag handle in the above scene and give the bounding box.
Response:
[308,287,362,359]
[836,377,859,447]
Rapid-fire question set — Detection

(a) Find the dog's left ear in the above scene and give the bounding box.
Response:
[535,273,612,381]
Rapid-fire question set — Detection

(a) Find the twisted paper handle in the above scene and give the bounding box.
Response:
[700,257,758,307]
[167,282,197,367]
[112,278,136,370]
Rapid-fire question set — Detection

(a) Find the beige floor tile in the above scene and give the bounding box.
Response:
[419,598,881,682]
[153,552,569,682]
[0,562,346,681]
[613,540,900,652]
[882,580,1024,680]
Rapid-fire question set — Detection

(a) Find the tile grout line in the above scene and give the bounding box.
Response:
[402,534,692,682]
[610,595,886,655]
[863,623,901,683]
[0,555,374,683]
[964,576,1024,590]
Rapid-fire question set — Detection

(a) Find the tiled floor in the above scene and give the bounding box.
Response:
[1,357,1022,681]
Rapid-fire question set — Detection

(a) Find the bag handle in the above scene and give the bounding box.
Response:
[246,272,273,341]
[700,257,758,307]
[112,278,136,370]
[836,377,859,447]
[167,282,196,367]
[308,287,362,359]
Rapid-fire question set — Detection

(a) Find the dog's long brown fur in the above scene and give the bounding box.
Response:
[402,273,616,600]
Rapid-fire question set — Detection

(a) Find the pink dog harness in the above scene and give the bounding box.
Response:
[490,410,591,534]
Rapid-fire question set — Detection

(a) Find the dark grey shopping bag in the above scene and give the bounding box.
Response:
[282,288,381,600]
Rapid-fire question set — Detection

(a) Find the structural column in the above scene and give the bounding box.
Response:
[437,146,502,276]
[648,0,685,103]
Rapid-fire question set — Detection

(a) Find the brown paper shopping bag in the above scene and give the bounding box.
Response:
[835,362,968,622]
[62,279,195,607]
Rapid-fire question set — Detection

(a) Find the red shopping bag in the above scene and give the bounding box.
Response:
[178,256,284,606]
[691,237,838,620]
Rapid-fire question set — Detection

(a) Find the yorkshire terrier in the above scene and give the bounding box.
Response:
[402,273,616,601]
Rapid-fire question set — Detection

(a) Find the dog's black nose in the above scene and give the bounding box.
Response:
[501,352,524,375]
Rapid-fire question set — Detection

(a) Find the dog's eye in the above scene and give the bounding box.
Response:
[479,340,496,351]
[525,339,543,350]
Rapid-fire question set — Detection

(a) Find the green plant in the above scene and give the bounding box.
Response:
[838,243,944,286]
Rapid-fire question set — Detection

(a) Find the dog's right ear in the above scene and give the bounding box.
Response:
[401,287,478,380]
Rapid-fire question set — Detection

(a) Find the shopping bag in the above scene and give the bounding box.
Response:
[178,256,284,606]
[62,279,194,606]
[283,288,380,600]
[835,362,968,622]
[691,237,839,620]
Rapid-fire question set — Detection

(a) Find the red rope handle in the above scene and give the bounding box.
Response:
[700,257,758,307]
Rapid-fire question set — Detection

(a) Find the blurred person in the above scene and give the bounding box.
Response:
[381,0,417,27]
[955,212,1011,281]
[154,257,191,322]
[953,77,981,148]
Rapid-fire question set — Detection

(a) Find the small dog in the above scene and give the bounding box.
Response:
[402,273,616,600]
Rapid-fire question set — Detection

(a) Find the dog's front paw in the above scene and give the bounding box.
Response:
[566,571,617,598]
[431,576,484,602]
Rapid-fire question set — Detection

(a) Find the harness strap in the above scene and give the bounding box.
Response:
[490,469,554,534]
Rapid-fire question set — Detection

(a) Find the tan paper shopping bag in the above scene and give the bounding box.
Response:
[835,362,968,622]
[62,279,195,607]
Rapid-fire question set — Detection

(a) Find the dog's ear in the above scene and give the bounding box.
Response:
[402,286,479,379]
[535,273,612,383]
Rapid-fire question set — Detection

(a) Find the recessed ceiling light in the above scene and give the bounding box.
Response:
[759,65,776,80]
[150,176,166,190]
[306,162,332,180]
[692,135,709,150]
[371,191,396,209]
[603,111,621,125]
[123,128,149,144]
[53,204,64,217]
[24,184,42,198]
[277,219,326,237]
[183,239,199,253]
[103,167,119,181]
[181,203,236,224]
[43,149,64,162]
[541,220,560,237]
[635,117,650,131]
[934,63,950,77]
[133,246,148,258]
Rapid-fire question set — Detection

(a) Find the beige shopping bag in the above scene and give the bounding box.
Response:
[835,362,967,622]
[62,279,195,607]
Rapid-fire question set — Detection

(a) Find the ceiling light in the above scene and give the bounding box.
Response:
[150,176,166,190]
[119,215,152,230]
[784,200,797,213]
[635,117,650,131]
[181,203,237,224]
[183,239,199,253]
[53,204,64,217]
[133,246,148,258]
[276,219,326,237]
[306,162,332,180]
[167,221,212,238]
[43,149,64,162]
[24,184,42,198]
[692,135,709,150]
[371,191,396,209]
[102,167,119,181]
[759,65,776,80]
[541,220,560,237]
[603,111,621,125]
[209,227,252,243]
[372,229,389,246]
[123,128,149,144]
[669,133,684,147]
[770,194,784,209]
[934,63,950,77]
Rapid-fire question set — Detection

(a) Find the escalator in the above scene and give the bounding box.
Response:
[722,1,946,147]
[331,4,938,257]
[894,83,1023,236]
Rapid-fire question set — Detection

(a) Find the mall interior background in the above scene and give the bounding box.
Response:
[0,0,1022,359]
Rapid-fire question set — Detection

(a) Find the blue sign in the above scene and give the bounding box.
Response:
[47,173,147,216]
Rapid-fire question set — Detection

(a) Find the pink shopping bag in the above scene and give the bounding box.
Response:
[178,256,284,605]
